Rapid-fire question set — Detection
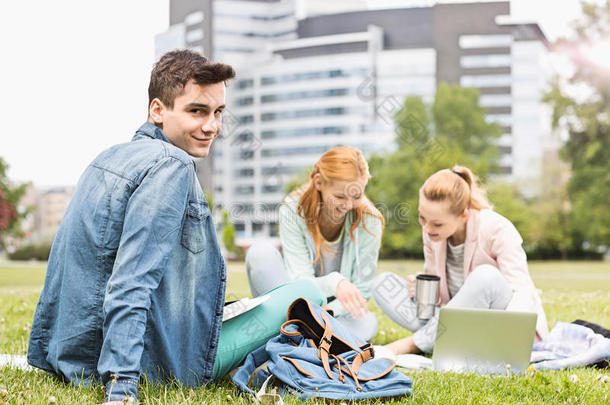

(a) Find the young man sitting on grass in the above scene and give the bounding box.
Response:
[27,49,235,404]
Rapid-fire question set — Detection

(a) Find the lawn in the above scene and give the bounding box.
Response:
[0,260,609,404]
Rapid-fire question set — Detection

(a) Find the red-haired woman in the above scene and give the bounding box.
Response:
[374,166,548,354]
[246,146,385,341]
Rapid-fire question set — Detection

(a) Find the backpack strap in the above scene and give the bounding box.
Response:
[333,353,363,392]
[317,313,335,379]
[352,343,375,374]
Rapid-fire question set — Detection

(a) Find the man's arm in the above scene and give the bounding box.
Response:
[98,156,191,402]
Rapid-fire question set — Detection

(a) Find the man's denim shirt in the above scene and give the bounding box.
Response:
[27,122,227,402]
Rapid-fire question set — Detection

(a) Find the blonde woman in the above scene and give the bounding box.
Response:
[374,166,548,354]
[246,146,385,341]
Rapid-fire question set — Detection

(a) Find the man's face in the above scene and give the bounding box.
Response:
[150,80,226,158]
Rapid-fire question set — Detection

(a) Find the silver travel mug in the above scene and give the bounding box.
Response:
[415,274,440,320]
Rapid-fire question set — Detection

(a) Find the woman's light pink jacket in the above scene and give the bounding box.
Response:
[423,208,548,340]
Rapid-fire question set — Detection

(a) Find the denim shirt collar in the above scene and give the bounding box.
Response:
[133,122,171,144]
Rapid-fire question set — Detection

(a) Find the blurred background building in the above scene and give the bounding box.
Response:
[15,185,74,246]
[156,0,558,244]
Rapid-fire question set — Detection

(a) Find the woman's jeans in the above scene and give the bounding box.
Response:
[245,241,378,342]
[373,265,513,353]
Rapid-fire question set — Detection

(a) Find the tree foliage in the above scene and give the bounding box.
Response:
[543,0,610,248]
[367,83,502,257]
[221,209,241,259]
[0,157,28,250]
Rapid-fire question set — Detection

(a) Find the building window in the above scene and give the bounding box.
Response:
[261,88,349,103]
[261,165,305,176]
[237,79,254,89]
[233,203,254,213]
[261,126,349,139]
[215,12,294,21]
[240,115,254,124]
[460,74,512,88]
[261,184,283,193]
[216,47,256,54]
[250,13,294,21]
[262,107,358,122]
[261,145,332,158]
[479,94,512,107]
[235,168,255,177]
[459,34,512,49]
[185,11,205,26]
[460,54,511,68]
[260,68,366,86]
[186,28,204,43]
[236,150,255,160]
[261,202,281,212]
[237,96,254,106]
[485,114,512,127]
[234,185,254,196]
[498,145,512,155]
[214,29,296,39]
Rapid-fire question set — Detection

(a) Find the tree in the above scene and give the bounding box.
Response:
[283,166,311,195]
[221,209,240,259]
[367,83,502,257]
[543,0,610,250]
[0,157,28,250]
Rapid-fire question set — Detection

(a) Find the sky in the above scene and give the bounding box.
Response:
[0,0,584,187]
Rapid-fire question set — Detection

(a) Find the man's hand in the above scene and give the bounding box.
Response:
[335,279,368,319]
[407,274,417,299]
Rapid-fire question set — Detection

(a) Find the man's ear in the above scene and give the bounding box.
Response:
[148,98,166,125]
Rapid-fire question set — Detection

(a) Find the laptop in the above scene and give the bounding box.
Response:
[432,307,537,374]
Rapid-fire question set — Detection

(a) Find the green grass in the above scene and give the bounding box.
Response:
[1,260,609,404]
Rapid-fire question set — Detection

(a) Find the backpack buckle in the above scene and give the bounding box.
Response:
[361,343,375,358]
[319,336,332,352]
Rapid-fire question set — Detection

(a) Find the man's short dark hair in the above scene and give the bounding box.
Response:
[148,49,236,109]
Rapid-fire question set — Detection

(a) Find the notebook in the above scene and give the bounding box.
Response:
[222,295,270,322]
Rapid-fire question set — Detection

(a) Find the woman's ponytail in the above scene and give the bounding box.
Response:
[421,165,492,215]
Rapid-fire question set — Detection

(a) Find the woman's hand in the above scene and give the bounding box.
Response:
[335,279,368,319]
[407,274,417,299]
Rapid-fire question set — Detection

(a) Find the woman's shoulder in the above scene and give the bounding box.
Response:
[476,208,513,226]
[473,208,522,241]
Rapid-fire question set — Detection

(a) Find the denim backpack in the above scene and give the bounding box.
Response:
[232,298,412,401]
